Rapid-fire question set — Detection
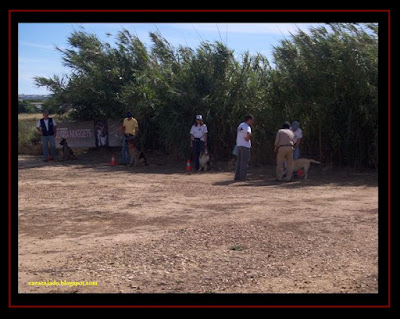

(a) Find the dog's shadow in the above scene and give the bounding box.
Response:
[213,176,312,188]
[213,179,241,186]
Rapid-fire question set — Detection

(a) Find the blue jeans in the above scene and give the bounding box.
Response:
[293,147,300,160]
[121,135,135,164]
[42,135,56,160]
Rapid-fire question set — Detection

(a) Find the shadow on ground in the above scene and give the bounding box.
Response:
[18,148,378,187]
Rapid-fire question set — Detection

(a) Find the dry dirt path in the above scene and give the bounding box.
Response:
[17,154,378,294]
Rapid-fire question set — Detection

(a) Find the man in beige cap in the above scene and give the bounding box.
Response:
[274,121,295,181]
[36,109,57,162]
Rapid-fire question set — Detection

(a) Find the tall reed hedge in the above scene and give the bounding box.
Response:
[35,23,378,167]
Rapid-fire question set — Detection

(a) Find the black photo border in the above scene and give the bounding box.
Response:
[8,8,392,309]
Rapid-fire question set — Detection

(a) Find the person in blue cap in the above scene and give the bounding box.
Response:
[120,111,139,165]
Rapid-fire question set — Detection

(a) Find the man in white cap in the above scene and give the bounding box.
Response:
[190,115,208,171]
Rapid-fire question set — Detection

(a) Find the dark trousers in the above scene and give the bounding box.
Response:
[235,146,250,180]
[192,140,204,170]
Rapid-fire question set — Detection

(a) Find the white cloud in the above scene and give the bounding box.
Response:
[176,23,317,35]
[19,41,55,50]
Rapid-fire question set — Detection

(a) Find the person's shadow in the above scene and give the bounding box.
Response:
[213,174,284,187]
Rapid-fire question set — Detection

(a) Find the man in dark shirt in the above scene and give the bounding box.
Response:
[36,110,57,162]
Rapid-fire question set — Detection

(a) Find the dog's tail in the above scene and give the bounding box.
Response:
[310,159,321,164]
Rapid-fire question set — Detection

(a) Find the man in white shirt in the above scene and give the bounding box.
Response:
[36,110,57,162]
[234,114,253,181]
[290,120,303,160]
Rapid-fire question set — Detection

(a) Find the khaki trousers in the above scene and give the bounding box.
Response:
[276,146,294,181]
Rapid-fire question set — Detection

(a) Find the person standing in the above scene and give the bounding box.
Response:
[290,120,303,160]
[36,110,57,162]
[274,121,295,181]
[234,114,253,181]
[121,111,139,165]
[190,115,208,171]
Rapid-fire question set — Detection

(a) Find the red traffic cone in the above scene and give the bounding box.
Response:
[110,154,117,166]
[186,159,192,172]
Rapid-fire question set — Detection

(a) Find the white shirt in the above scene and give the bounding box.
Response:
[236,122,251,148]
[36,118,57,131]
[290,127,303,143]
[190,124,208,141]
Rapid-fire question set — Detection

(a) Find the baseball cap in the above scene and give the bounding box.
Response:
[292,121,299,130]
[196,115,203,120]
[126,112,132,117]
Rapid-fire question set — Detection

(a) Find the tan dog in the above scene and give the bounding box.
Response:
[198,150,210,171]
[127,138,148,167]
[292,158,321,179]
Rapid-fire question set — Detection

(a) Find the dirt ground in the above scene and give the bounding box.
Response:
[17,149,378,294]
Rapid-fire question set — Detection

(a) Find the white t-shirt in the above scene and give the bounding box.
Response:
[290,127,303,143]
[190,124,208,141]
[36,118,57,131]
[236,122,251,148]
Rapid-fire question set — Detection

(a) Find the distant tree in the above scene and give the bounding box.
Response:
[18,100,40,113]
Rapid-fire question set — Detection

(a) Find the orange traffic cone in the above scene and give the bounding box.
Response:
[186,159,192,172]
[110,154,117,166]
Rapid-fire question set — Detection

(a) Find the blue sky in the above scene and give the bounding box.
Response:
[19,23,324,95]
